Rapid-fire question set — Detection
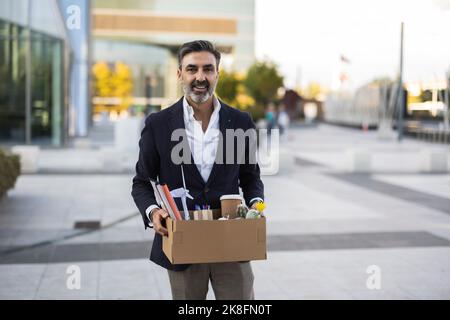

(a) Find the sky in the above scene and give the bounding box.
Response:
[255,0,450,90]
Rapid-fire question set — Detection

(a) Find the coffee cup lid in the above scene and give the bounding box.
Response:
[220,194,242,201]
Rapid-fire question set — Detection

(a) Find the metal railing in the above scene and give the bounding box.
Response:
[405,127,450,144]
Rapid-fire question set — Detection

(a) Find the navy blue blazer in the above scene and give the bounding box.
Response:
[131,97,264,271]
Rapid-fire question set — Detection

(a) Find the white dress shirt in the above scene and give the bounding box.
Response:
[146,96,262,222]
[183,95,221,183]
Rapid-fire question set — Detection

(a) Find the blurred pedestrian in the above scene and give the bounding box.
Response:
[277,104,290,140]
[265,103,277,136]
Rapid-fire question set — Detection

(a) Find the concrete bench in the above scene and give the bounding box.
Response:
[115,117,144,152]
[346,148,371,172]
[420,149,448,173]
[99,147,125,173]
[11,145,40,173]
[73,138,91,149]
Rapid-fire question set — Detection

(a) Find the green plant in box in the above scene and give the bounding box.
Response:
[236,203,249,218]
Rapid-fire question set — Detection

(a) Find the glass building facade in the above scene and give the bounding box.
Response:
[0,0,67,146]
[93,39,170,99]
[0,21,27,143]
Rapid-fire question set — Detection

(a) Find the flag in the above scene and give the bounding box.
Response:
[340,55,351,64]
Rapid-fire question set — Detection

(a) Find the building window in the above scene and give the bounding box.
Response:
[0,20,27,143]
[0,19,64,145]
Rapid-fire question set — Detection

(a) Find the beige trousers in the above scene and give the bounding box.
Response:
[167,262,255,300]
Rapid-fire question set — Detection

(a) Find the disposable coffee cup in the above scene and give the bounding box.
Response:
[220,195,242,219]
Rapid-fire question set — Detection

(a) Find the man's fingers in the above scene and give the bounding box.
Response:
[153,213,168,236]
[154,209,169,219]
[160,208,169,218]
[153,211,167,223]
[158,226,168,236]
[154,223,168,236]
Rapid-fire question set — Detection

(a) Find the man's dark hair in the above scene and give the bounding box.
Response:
[177,40,221,70]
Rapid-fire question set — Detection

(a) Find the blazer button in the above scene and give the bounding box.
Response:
[204,187,210,193]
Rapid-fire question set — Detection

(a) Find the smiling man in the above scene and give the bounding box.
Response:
[131,40,264,300]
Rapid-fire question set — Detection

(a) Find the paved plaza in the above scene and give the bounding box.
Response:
[1,123,450,299]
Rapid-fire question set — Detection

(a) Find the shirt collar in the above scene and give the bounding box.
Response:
[183,95,221,123]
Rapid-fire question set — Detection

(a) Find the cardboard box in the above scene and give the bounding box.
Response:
[162,213,266,264]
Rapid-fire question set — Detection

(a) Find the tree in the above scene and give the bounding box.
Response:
[92,62,113,97]
[242,61,283,120]
[92,61,134,112]
[216,69,240,105]
[369,76,395,86]
[111,62,133,111]
[215,70,255,112]
[302,81,327,100]
[243,61,284,106]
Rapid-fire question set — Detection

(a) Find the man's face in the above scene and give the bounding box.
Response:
[177,51,219,104]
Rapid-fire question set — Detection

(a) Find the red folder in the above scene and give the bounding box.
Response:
[161,184,183,220]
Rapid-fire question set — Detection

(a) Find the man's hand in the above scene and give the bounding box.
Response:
[152,208,169,236]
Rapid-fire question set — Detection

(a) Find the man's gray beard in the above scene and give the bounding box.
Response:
[182,82,217,104]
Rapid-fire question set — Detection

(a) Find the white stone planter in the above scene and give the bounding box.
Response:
[114,116,144,152]
[346,148,371,172]
[420,149,448,173]
[11,145,40,173]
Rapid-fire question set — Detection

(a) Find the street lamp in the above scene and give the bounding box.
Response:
[397,22,404,142]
